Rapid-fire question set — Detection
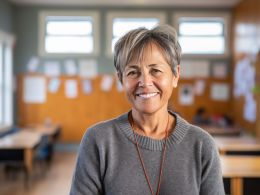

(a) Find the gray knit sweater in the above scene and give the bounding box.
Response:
[70,111,225,195]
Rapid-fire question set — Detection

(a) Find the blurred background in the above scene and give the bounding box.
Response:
[0,0,260,194]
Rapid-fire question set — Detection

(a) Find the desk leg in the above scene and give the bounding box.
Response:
[24,148,33,188]
[231,178,243,195]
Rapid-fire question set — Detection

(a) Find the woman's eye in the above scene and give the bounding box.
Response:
[127,71,138,76]
[151,69,162,74]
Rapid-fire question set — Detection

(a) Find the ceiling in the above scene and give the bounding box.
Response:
[9,0,242,8]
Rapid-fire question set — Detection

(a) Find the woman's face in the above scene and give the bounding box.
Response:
[122,42,180,115]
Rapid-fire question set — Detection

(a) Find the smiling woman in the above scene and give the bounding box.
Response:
[70,25,225,195]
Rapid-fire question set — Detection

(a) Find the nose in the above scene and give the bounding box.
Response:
[138,71,153,87]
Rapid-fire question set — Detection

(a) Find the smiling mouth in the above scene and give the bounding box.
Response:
[136,92,158,99]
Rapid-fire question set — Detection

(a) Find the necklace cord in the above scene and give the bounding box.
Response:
[129,111,169,195]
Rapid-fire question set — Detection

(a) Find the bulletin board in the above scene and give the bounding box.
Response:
[17,73,233,142]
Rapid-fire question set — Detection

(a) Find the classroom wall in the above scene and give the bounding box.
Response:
[0,0,13,33]
[232,0,260,135]
[13,5,234,142]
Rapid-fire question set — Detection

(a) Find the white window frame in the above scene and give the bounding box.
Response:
[38,10,100,57]
[172,12,231,58]
[0,30,15,129]
[106,11,166,57]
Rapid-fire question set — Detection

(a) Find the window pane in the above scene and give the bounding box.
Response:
[179,21,223,36]
[4,45,13,125]
[113,18,159,37]
[112,18,159,51]
[47,20,92,36]
[179,36,225,54]
[45,36,93,53]
[44,15,94,54]
[0,44,3,123]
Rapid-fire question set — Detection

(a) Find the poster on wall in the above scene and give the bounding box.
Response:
[27,57,40,73]
[64,60,77,76]
[44,61,61,77]
[65,79,78,99]
[244,93,256,122]
[48,78,60,93]
[179,84,194,105]
[78,59,98,78]
[194,80,206,96]
[101,75,114,92]
[82,79,93,95]
[212,62,228,78]
[211,83,230,101]
[23,76,46,103]
[180,60,210,78]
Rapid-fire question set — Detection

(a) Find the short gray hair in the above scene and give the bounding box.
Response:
[114,25,182,82]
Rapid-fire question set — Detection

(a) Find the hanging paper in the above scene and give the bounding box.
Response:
[44,61,61,77]
[82,79,92,95]
[48,78,60,93]
[64,60,77,76]
[101,75,114,92]
[65,79,78,98]
[23,76,46,103]
[78,59,98,78]
[179,84,194,105]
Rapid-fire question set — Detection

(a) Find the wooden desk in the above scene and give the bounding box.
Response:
[221,155,260,195]
[214,135,260,154]
[0,131,41,186]
[202,125,241,136]
[22,124,61,137]
[22,124,61,162]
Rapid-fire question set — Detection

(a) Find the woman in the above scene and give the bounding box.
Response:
[70,25,225,195]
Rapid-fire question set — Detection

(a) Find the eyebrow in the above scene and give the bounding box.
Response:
[126,64,162,69]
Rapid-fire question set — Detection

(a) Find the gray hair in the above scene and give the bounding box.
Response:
[114,24,182,82]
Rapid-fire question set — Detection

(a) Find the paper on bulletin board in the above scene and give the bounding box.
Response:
[44,61,61,77]
[116,80,124,92]
[48,78,60,93]
[23,76,46,103]
[101,75,114,92]
[179,84,194,105]
[212,62,228,78]
[65,79,78,98]
[27,57,40,73]
[193,60,210,78]
[211,83,230,101]
[180,60,194,78]
[194,80,205,96]
[244,93,256,122]
[64,60,77,76]
[78,59,98,78]
[180,60,210,78]
[82,79,92,95]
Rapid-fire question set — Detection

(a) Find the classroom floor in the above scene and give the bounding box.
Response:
[0,152,77,195]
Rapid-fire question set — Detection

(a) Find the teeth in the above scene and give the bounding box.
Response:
[138,93,157,99]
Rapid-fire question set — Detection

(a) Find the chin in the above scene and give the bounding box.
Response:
[133,106,160,115]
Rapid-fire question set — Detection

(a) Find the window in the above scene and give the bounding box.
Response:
[39,11,99,56]
[107,12,166,56]
[0,31,14,127]
[173,12,230,56]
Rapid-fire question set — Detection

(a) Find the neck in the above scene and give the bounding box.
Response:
[131,109,172,139]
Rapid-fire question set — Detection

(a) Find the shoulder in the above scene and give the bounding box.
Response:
[81,112,128,144]
[176,114,216,150]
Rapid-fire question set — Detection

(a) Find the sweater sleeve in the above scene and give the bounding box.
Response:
[200,135,225,195]
[70,128,103,195]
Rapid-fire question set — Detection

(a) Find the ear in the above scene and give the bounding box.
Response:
[172,65,180,88]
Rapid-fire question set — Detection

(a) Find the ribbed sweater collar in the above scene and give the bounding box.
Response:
[115,110,189,151]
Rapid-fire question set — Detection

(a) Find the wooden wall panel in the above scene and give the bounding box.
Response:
[18,73,233,142]
[232,0,260,135]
